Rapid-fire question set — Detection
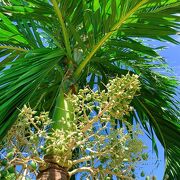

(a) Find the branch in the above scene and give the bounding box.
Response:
[102,168,133,180]
[51,0,72,58]
[76,122,109,147]
[81,102,111,132]
[73,0,148,79]
[72,152,104,165]
[0,45,28,52]
[73,133,129,166]
[21,111,41,132]
[69,167,95,177]
[69,166,133,179]
[22,168,28,180]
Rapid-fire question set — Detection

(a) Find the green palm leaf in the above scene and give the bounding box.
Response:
[0,48,65,137]
[0,0,179,178]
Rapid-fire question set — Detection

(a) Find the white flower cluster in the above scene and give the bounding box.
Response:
[0,105,51,179]
[0,74,148,179]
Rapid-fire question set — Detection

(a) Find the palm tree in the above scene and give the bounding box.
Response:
[0,0,179,179]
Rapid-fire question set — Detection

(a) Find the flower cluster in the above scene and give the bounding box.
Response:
[0,105,51,179]
[0,74,148,179]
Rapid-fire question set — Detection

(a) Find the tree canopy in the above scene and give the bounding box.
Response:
[0,0,179,179]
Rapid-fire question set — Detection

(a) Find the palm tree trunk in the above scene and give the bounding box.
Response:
[37,155,69,180]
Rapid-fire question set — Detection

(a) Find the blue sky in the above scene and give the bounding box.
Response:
[152,37,180,82]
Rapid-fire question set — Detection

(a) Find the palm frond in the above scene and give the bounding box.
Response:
[0,48,65,138]
[0,0,179,178]
[73,0,180,78]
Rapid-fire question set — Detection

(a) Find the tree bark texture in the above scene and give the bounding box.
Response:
[37,155,69,180]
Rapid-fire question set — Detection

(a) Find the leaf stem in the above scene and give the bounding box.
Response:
[69,167,132,179]
[51,0,72,58]
[136,98,166,149]
[73,0,148,79]
[136,97,167,169]
[81,102,111,132]
[0,46,28,52]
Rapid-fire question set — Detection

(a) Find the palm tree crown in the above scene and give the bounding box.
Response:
[0,0,179,179]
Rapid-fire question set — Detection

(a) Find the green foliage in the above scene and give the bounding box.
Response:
[0,48,65,137]
[0,0,179,178]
